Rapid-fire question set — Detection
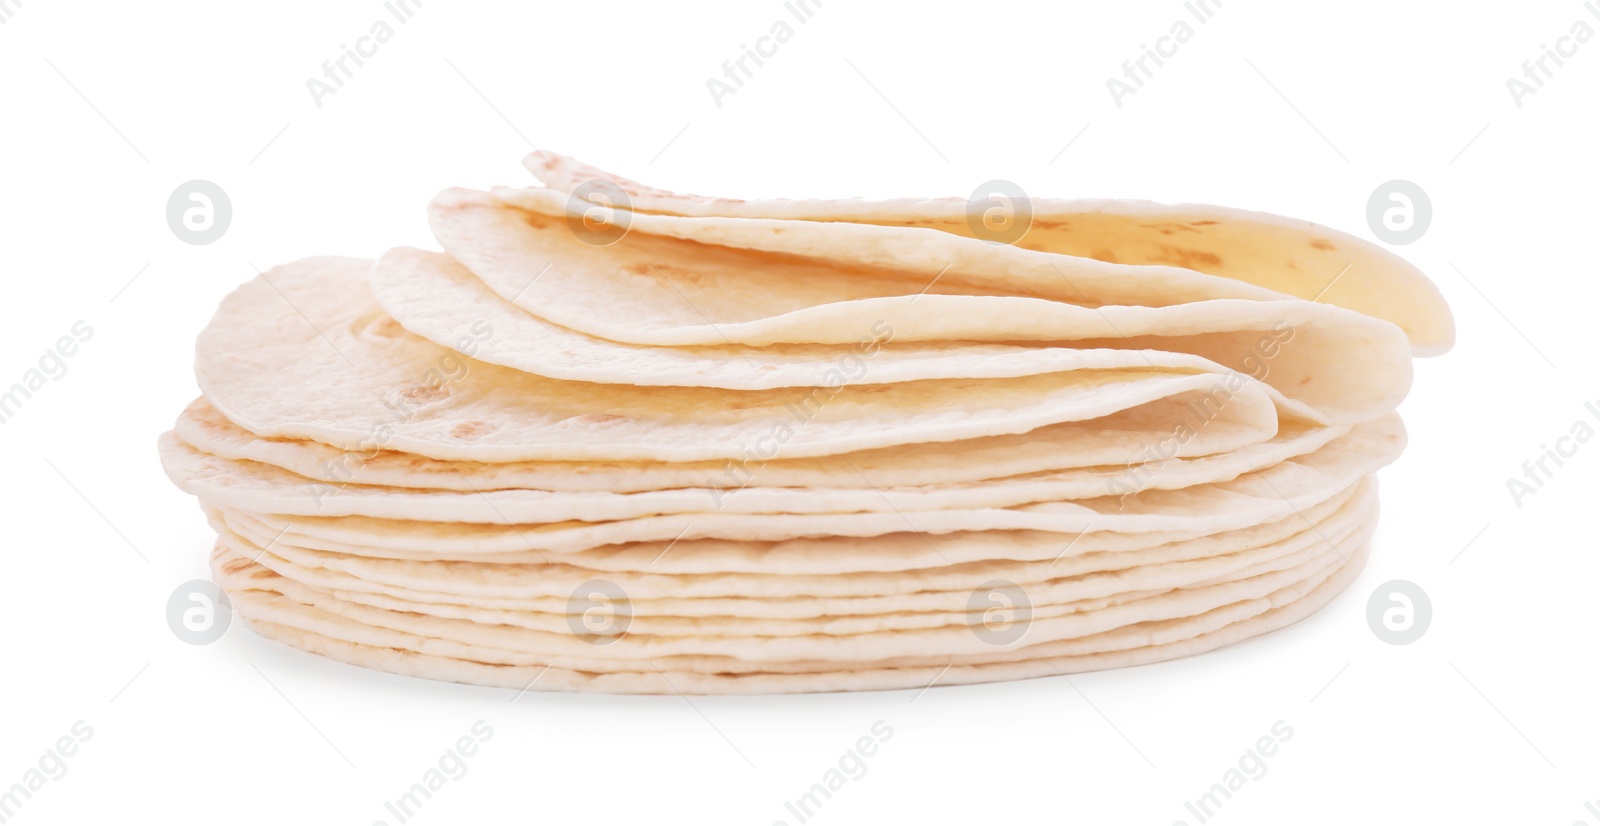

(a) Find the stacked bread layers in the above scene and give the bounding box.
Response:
[158,155,1452,693]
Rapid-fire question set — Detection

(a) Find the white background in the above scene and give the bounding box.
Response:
[2,1,1597,823]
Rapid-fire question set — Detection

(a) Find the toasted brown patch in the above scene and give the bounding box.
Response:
[1149,245,1223,270]
[1310,239,1335,251]
[358,315,408,339]
[450,420,495,440]
[624,262,699,285]
[395,383,449,406]
[1140,221,1199,234]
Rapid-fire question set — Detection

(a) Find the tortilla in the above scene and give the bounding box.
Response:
[373,246,1309,393]
[174,415,1400,551]
[221,539,1353,664]
[159,414,1361,522]
[173,395,1281,493]
[204,474,1366,573]
[436,189,1412,423]
[215,483,1372,608]
[156,153,1448,694]
[519,151,1453,354]
[214,536,1370,693]
[197,257,1301,463]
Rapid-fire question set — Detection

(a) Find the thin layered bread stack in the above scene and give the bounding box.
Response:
[158,155,1453,694]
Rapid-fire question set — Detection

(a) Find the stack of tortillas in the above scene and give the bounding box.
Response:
[158,154,1453,694]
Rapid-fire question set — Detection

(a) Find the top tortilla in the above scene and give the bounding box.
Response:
[518,151,1453,354]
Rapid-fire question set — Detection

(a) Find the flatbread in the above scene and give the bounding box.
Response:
[437,190,1412,423]
[178,415,1401,547]
[173,395,1281,493]
[372,246,1309,392]
[215,536,1370,693]
[197,258,1300,463]
[214,483,1372,609]
[160,415,1352,522]
[519,152,1453,354]
[158,153,1446,694]
[204,474,1367,573]
[215,531,1353,663]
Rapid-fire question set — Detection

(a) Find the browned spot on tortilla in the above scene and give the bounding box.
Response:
[1032,219,1072,230]
[521,211,552,229]
[1091,248,1121,263]
[574,413,625,426]
[1148,245,1223,270]
[622,262,699,285]
[361,316,407,339]
[451,420,496,440]
[718,396,772,411]
[396,383,449,406]
[1189,220,1219,226]
[1310,239,1335,251]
